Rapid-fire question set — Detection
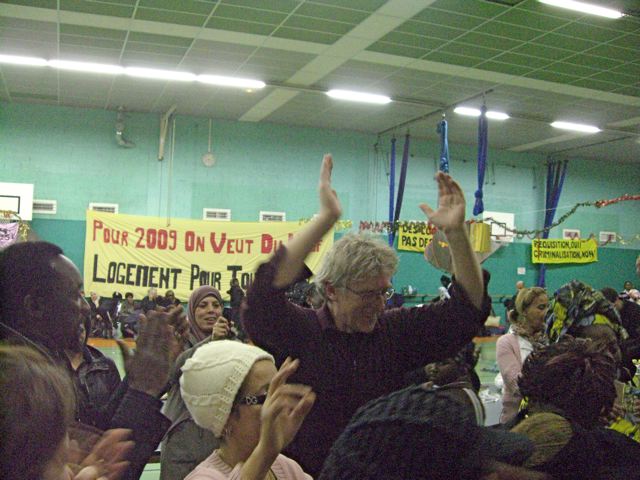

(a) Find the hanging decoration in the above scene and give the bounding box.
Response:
[389,133,410,247]
[424,221,504,273]
[388,137,396,247]
[0,210,30,248]
[297,194,640,242]
[473,105,488,216]
[437,116,449,173]
[537,160,568,286]
[297,218,352,231]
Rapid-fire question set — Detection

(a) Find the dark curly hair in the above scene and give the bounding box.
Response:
[518,337,616,428]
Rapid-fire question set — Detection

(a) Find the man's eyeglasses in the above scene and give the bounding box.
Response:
[236,393,267,406]
[344,285,395,301]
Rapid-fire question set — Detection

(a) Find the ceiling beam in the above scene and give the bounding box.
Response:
[239,0,437,122]
[509,133,589,152]
[356,51,640,108]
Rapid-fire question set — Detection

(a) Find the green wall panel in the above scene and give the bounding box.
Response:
[2,102,639,300]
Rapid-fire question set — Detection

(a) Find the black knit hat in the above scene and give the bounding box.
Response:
[319,384,533,480]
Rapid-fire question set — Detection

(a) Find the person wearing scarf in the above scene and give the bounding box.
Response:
[497,287,549,424]
[186,286,229,349]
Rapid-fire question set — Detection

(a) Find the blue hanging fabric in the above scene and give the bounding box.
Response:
[473,105,488,216]
[537,160,568,287]
[392,133,411,227]
[388,137,396,246]
[437,118,449,173]
[389,134,410,248]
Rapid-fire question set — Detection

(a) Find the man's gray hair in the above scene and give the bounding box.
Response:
[314,232,398,299]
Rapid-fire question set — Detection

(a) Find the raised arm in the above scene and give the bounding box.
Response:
[240,357,315,480]
[273,154,342,288]
[419,172,483,309]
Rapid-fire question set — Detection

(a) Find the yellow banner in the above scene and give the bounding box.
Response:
[84,211,334,300]
[397,223,435,252]
[531,238,598,264]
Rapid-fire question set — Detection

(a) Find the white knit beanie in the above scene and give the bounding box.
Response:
[180,340,274,437]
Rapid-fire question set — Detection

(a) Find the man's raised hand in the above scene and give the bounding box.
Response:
[318,154,341,223]
[419,172,466,233]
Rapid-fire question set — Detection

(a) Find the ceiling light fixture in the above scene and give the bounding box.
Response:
[197,74,265,89]
[453,107,510,120]
[0,54,47,66]
[125,67,196,82]
[538,0,624,19]
[49,60,124,75]
[551,121,601,133]
[326,89,392,104]
[1,52,267,90]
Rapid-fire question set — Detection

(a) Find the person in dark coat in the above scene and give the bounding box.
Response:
[0,241,188,480]
[242,155,490,476]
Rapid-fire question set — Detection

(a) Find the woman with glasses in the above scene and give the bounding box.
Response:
[496,286,549,424]
[180,340,315,480]
[242,154,491,476]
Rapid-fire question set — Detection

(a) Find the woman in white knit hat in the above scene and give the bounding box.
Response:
[181,340,315,480]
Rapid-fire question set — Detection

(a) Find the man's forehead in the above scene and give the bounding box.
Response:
[49,254,83,287]
[351,274,392,288]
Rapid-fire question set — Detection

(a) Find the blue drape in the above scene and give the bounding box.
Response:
[537,160,568,287]
[388,137,396,246]
[437,119,449,173]
[389,134,411,247]
[473,105,488,216]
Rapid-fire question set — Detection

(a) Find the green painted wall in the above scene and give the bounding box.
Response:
[2,102,639,298]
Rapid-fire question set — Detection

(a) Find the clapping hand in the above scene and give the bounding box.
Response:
[73,429,133,480]
[318,154,341,223]
[259,357,316,456]
[117,306,188,397]
[419,172,466,233]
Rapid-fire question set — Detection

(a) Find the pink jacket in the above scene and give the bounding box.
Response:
[185,450,311,480]
[496,333,526,424]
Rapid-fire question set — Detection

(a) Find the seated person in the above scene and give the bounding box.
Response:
[180,340,315,479]
[0,345,132,480]
[120,292,138,316]
[141,287,160,313]
[88,291,111,338]
[512,337,640,479]
[118,292,141,338]
[319,381,545,479]
[158,290,181,309]
[97,292,123,338]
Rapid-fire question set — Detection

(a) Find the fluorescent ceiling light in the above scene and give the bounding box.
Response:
[197,74,265,89]
[0,54,47,66]
[551,121,601,133]
[454,106,482,116]
[486,111,510,120]
[454,107,510,120]
[538,0,623,18]
[125,67,196,82]
[326,89,392,104]
[49,60,124,75]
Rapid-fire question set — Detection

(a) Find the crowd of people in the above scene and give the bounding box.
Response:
[1,153,640,480]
